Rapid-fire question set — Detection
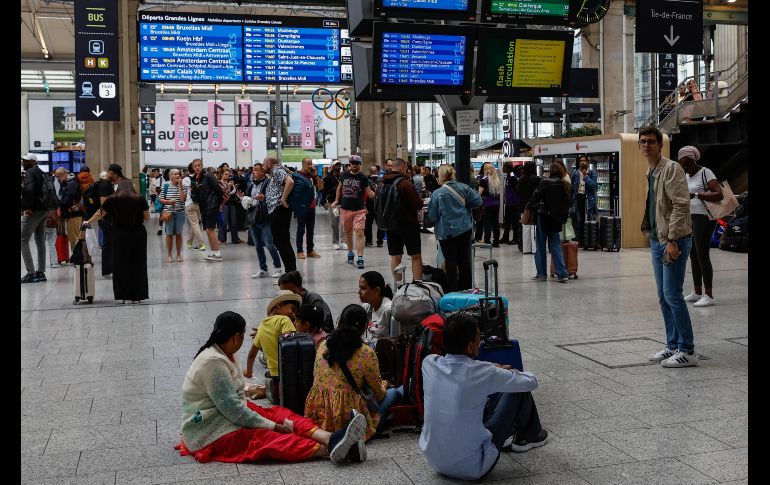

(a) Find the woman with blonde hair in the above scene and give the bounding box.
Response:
[478,162,502,246]
[426,164,482,291]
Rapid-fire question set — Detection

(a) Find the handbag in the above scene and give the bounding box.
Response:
[700,170,739,220]
[338,359,380,413]
[158,184,173,222]
[562,217,576,241]
[520,207,536,225]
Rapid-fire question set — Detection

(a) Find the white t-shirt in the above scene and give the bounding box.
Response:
[686,167,717,216]
[362,297,394,343]
[181,176,193,207]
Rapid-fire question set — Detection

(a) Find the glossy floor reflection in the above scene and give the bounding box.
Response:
[21,211,748,484]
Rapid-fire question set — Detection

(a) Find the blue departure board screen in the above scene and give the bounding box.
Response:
[243,19,351,83]
[137,13,351,84]
[383,0,469,10]
[379,33,467,86]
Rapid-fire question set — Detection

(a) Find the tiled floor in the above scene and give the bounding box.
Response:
[21,211,748,484]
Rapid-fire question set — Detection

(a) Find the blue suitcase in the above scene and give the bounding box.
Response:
[476,339,523,371]
[439,259,509,327]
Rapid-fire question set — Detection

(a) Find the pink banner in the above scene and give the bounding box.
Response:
[208,100,223,151]
[173,99,189,151]
[301,100,316,150]
[238,99,252,151]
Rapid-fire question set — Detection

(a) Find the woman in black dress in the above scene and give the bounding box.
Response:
[84,179,149,303]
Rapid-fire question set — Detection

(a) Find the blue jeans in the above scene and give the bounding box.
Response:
[249,223,281,272]
[375,386,404,434]
[534,214,568,278]
[296,207,316,253]
[219,204,241,243]
[650,236,694,352]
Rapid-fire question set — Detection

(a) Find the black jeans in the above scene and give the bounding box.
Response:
[269,205,296,272]
[364,199,384,245]
[99,219,113,276]
[574,193,587,243]
[479,391,543,479]
[474,209,485,242]
[691,214,717,289]
[439,229,473,292]
[501,204,520,242]
[219,203,241,243]
[296,207,316,253]
[483,205,501,244]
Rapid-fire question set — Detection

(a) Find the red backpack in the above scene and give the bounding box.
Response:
[388,313,445,428]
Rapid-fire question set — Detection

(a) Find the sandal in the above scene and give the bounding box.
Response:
[177,256,183,262]
[166,256,173,263]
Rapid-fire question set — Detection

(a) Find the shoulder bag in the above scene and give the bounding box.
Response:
[159,184,173,222]
[338,359,380,412]
[700,170,739,220]
[444,183,483,222]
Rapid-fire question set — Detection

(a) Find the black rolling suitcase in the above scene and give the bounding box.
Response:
[600,215,621,251]
[278,332,316,415]
[583,220,599,250]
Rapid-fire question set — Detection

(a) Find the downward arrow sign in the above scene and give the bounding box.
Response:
[92,105,103,118]
[664,25,680,47]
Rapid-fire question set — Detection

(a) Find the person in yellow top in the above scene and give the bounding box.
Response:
[245,290,302,382]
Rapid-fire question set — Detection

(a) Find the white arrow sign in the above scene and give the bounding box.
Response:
[663,25,680,47]
[92,105,104,118]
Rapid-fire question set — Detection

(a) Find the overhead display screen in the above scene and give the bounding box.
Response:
[481,0,577,25]
[371,23,475,96]
[137,13,351,84]
[475,28,574,98]
[375,0,478,21]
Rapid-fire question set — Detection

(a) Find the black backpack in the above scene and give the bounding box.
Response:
[188,176,201,203]
[39,173,59,211]
[375,176,405,231]
[82,182,102,218]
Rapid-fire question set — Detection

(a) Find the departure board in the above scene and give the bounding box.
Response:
[379,33,467,86]
[383,0,469,10]
[243,18,352,83]
[481,0,576,25]
[137,13,351,84]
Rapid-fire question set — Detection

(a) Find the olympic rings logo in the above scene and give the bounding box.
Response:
[311,88,351,121]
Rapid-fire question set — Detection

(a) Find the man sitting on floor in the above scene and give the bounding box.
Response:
[419,313,548,480]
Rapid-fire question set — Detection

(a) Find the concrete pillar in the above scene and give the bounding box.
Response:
[84,0,140,187]
[357,101,407,170]
[599,2,636,134]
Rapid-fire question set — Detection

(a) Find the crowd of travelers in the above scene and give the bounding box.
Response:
[20,123,731,477]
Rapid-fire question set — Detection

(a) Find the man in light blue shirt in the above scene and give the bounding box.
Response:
[419,313,548,480]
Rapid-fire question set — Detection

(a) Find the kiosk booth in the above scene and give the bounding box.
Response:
[532,133,670,249]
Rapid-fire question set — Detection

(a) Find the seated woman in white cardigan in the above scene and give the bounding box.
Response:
[175,311,367,464]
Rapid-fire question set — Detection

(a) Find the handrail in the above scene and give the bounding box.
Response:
[641,49,748,131]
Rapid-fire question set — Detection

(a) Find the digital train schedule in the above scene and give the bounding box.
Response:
[137,13,352,84]
[379,32,468,86]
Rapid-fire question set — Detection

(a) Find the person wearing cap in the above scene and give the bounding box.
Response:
[331,155,375,269]
[178,311,369,465]
[21,153,50,283]
[294,304,328,349]
[245,290,302,389]
[638,126,696,368]
[677,146,724,308]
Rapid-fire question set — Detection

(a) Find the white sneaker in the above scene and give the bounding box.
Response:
[661,350,699,368]
[684,292,702,303]
[332,243,340,250]
[340,242,348,250]
[204,254,222,262]
[693,295,715,307]
[271,269,282,278]
[648,348,676,362]
[252,270,268,279]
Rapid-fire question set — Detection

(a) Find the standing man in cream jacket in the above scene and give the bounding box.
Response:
[638,126,697,368]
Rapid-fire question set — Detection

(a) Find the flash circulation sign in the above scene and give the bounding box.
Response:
[137,13,352,84]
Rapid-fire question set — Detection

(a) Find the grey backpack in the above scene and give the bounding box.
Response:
[391,281,445,327]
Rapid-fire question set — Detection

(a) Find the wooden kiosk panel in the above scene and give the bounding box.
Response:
[532,133,669,249]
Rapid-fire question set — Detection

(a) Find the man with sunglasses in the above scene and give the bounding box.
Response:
[638,126,696,368]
